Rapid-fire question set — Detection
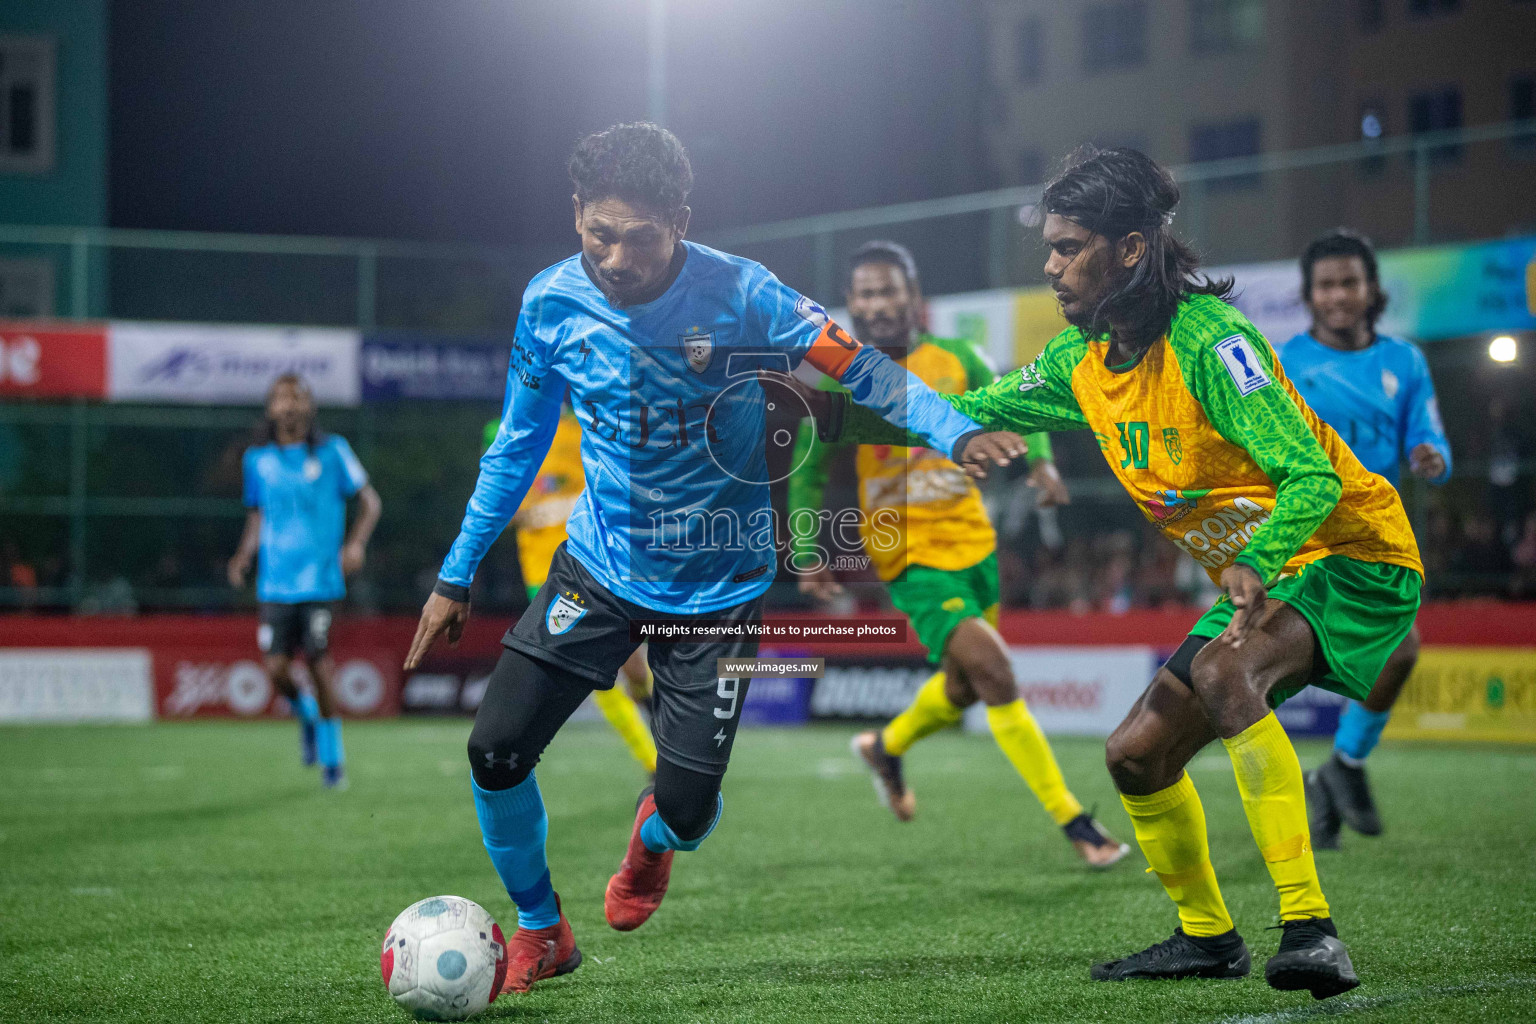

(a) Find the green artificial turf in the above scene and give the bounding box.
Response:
[1,720,1533,1023]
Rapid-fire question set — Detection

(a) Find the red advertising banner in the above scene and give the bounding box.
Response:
[1,601,1531,723]
[0,616,401,719]
[0,321,109,399]
[153,647,401,719]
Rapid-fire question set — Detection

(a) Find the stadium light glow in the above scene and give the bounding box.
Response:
[1489,335,1518,363]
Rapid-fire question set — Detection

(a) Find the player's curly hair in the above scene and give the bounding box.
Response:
[568,122,693,217]
[1042,147,1233,348]
[1300,229,1388,327]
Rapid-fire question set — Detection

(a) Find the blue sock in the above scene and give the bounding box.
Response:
[290,692,320,726]
[639,795,723,854]
[472,774,559,930]
[1334,702,1390,764]
[316,718,344,769]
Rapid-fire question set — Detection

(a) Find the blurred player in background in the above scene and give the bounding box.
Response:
[790,240,1127,867]
[402,123,1019,998]
[228,373,382,789]
[1280,230,1452,849]
[828,149,1425,999]
[488,408,658,776]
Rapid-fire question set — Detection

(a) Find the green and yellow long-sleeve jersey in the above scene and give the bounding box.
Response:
[837,296,1421,586]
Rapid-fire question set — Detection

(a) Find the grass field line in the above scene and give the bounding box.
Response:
[1211,976,1536,1023]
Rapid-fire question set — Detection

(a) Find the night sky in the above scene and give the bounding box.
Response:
[109,0,987,249]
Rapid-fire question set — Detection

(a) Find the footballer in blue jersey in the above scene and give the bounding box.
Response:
[401,123,1026,998]
[1282,231,1451,850]
[228,373,382,789]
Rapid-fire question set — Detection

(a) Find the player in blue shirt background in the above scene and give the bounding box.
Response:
[402,123,1023,998]
[1278,230,1452,850]
[228,373,383,789]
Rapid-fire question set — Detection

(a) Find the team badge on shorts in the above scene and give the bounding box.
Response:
[679,328,715,374]
[546,591,588,636]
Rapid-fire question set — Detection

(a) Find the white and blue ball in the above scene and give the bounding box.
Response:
[380,895,507,1021]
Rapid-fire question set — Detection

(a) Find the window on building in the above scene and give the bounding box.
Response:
[0,35,56,174]
[1082,2,1147,73]
[1407,0,1460,17]
[1359,102,1387,174]
[1189,118,1262,189]
[1190,0,1264,53]
[0,258,55,318]
[1512,76,1536,153]
[1358,0,1384,30]
[1408,86,1463,162]
[1016,18,1045,85]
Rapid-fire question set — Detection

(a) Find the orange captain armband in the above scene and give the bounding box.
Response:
[803,320,862,380]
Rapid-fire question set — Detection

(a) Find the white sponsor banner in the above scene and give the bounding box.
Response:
[964,645,1156,737]
[107,322,361,405]
[1217,258,1421,352]
[926,289,1015,372]
[0,649,155,723]
[1212,259,1309,348]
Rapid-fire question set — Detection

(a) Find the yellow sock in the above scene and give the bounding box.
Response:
[1224,712,1330,921]
[985,700,1084,826]
[626,665,654,702]
[1120,773,1235,937]
[593,686,658,774]
[881,671,963,755]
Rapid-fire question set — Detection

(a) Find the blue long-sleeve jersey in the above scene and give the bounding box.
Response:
[1278,332,1452,488]
[438,242,983,614]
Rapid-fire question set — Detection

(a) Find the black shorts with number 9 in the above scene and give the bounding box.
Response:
[504,543,761,775]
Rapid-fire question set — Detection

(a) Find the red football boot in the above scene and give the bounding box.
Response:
[604,787,674,932]
[500,892,582,996]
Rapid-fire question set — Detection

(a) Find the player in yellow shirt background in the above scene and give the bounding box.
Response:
[789,241,1128,868]
[829,150,1423,999]
[485,410,657,775]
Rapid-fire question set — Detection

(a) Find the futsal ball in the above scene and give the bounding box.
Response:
[380,895,508,1020]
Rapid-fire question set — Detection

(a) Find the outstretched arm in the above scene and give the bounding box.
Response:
[834,341,1091,446]
[745,271,1024,476]
[435,380,564,598]
[406,318,565,671]
[799,320,989,464]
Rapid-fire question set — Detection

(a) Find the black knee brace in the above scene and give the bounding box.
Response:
[467,647,593,791]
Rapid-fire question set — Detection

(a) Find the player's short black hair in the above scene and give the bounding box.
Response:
[568,122,693,218]
[847,240,921,292]
[1042,147,1233,346]
[1300,229,1387,325]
